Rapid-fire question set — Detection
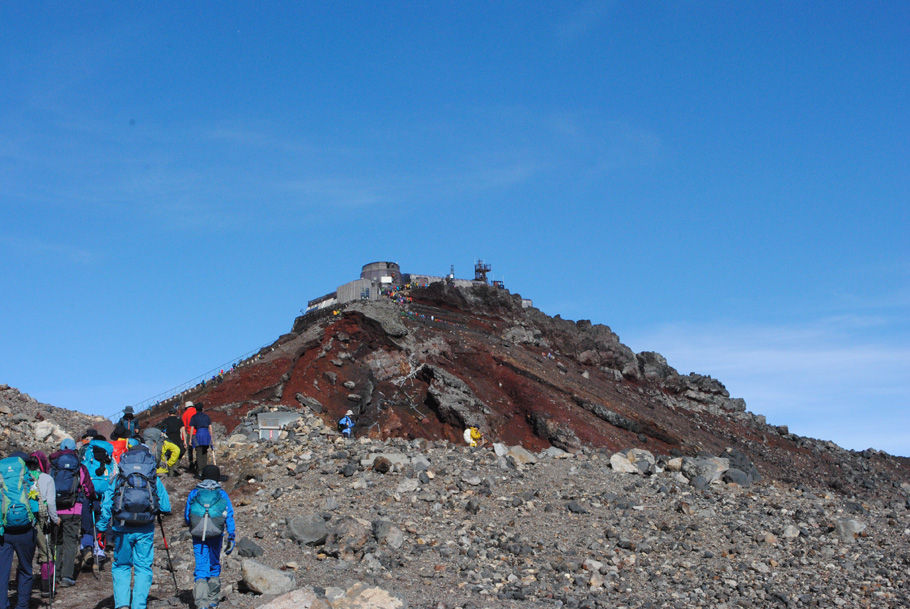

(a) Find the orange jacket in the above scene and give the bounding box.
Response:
[181,407,197,443]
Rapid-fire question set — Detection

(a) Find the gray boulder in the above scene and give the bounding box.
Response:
[834,518,866,543]
[373,520,405,550]
[288,514,328,546]
[681,456,729,484]
[255,587,320,609]
[240,559,295,595]
[236,537,264,557]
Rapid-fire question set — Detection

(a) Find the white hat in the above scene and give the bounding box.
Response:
[185,401,193,408]
[345,410,354,416]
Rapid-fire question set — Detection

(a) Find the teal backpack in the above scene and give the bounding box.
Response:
[0,457,36,533]
[188,485,228,540]
[81,440,114,496]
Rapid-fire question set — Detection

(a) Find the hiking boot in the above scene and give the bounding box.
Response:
[81,547,93,572]
[40,578,50,597]
[194,579,209,609]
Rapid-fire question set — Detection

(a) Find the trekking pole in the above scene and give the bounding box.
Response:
[90,507,100,578]
[45,528,52,609]
[50,522,58,606]
[156,513,179,591]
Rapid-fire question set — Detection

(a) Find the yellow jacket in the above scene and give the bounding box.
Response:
[156,439,180,475]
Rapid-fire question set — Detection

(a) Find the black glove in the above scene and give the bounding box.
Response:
[225,535,235,555]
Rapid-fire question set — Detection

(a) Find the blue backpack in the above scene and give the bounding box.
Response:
[112,447,159,527]
[0,457,36,532]
[51,452,82,509]
[82,440,114,496]
[188,485,228,540]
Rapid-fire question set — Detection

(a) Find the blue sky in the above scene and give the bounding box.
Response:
[2,2,907,455]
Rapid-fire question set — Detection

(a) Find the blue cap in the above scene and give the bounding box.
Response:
[60,438,76,451]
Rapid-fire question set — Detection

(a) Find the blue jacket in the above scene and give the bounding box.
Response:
[183,481,235,538]
[97,459,171,534]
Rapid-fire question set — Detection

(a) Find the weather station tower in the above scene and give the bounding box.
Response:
[474,260,492,284]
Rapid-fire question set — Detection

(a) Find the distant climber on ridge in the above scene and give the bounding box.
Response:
[338,410,355,438]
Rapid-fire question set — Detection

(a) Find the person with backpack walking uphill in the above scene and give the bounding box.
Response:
[160,406,185,473]
[49,438,94,588]
[112,406,139,440]
[0,452,38,609]
[189,403,213,475]
[24,452,59,598]
[79,429,115,574]
[97,439,171,609]
[181,401,197,474]
[185,465,235,609]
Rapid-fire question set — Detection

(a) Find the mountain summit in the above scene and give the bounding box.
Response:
[140,271,908,504]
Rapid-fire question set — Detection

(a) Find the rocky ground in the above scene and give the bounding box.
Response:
[0,384,110,456]
[7,403,904,609]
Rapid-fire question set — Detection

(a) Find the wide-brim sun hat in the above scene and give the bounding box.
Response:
[345,410,354,416]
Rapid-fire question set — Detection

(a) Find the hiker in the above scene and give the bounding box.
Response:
[181,401,198,473]
[185,465,235,609]
[112,406,139,440]
[189,403,213,474]
[79,429,115,573]
[49,438,94,587]
[463,426,482,447]
[25,452,59,598]
[141,428,180,477]
[0,453,38,609]
[338,410,355,438]
[160,405,185,469]
[97,439,171,609]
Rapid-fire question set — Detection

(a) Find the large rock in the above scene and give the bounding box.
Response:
[256,587,320,609]
[329,582,407,609]
[528,412,582,453]
[236,537,264,557]
[33,420,70,445]
[288,514,329,546]
[241,559,295,595]
[610,452,639,474]
[625,448,656,474]
[325,516,372,557]
[360,453,409,470]
[417,365,487,429]
[834,518,866,543]
[505,445,537,466]
[372,520,404,550]
[681,456,729,484]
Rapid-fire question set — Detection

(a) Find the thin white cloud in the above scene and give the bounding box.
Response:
[556,1,617,41]
[0,234,95,265]
[624,317,910,456]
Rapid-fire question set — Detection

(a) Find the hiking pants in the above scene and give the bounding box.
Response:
[35,520,54,563]
[55,513,81,580]
[192,535,223,579]
[195,445,209,471]
[111,530,155,609]
[0,528,36,609]
[193,535,223,608]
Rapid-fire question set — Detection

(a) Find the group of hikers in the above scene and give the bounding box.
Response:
[0,400,235,609]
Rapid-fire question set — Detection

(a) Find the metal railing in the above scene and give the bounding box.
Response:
[132,347,263,413]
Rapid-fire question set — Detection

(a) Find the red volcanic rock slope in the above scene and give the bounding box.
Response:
[141,282,909,501]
